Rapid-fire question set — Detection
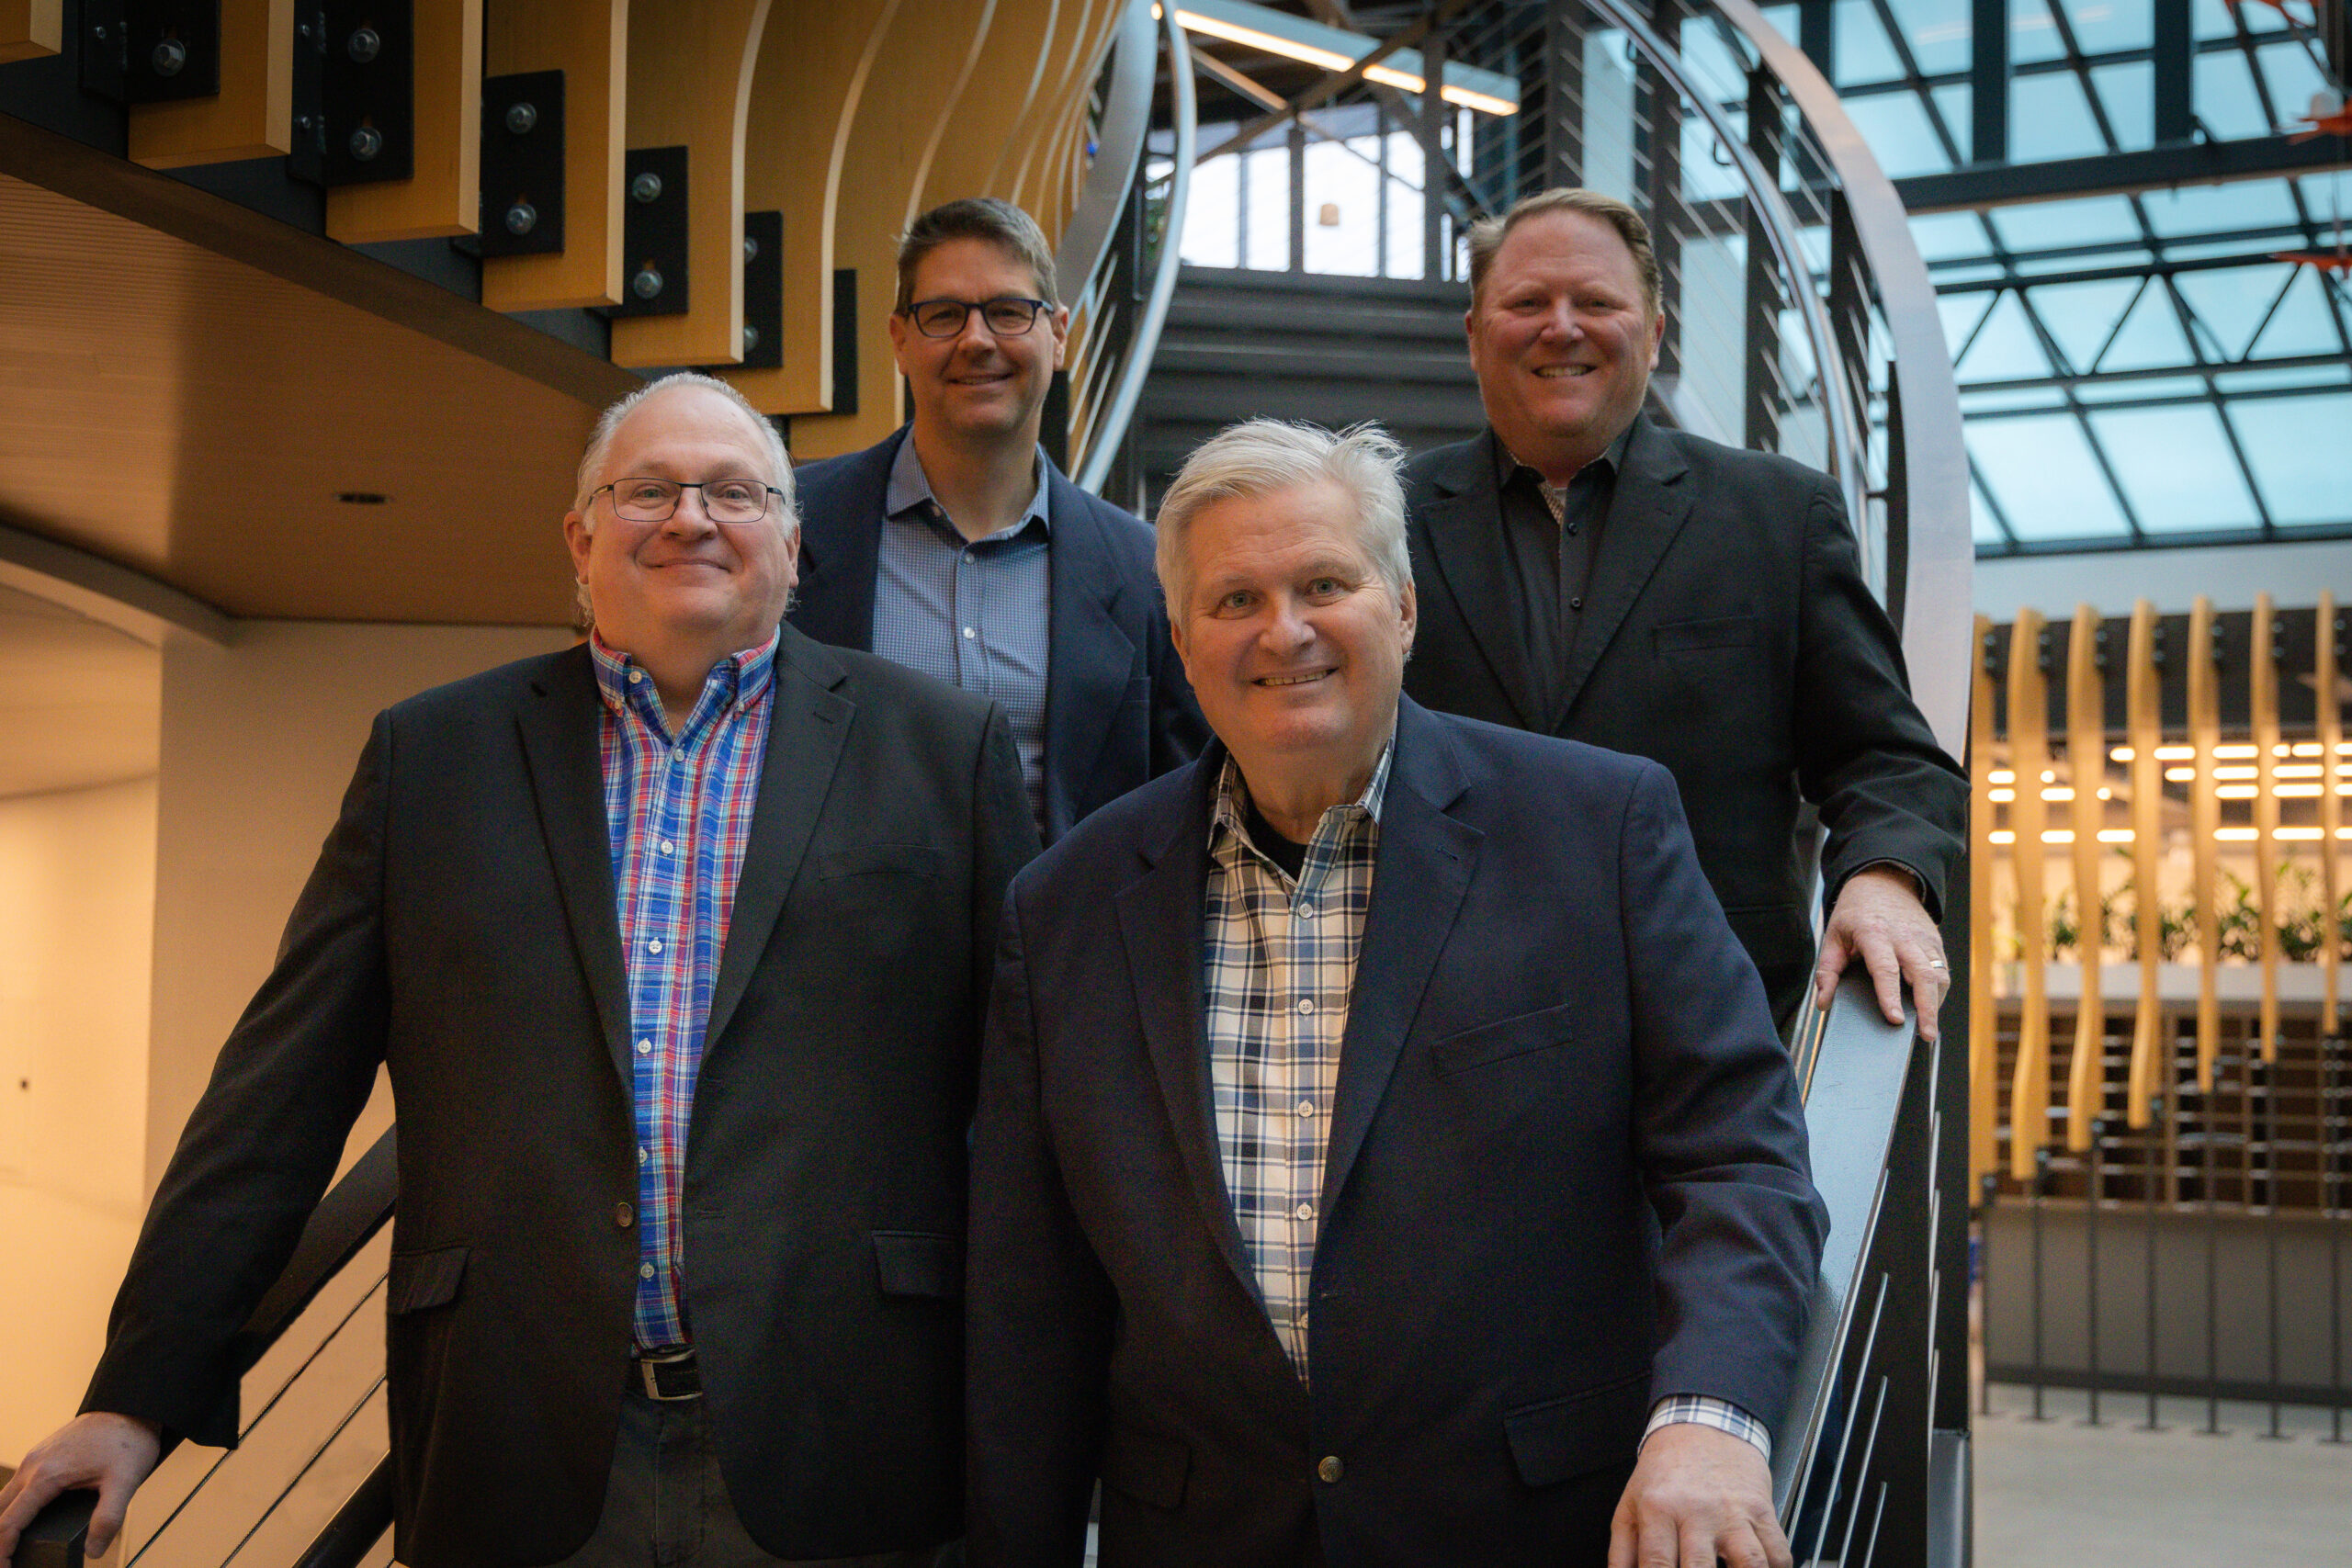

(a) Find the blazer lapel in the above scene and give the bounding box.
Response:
[1413,434,1548,731]
[1041,472,1136,840]
[1555,416,1694,725]
[1319,701,1479,1212]
[1115,758,1261,1304]
[786,429,901,652]
[704,626,853,1056]
[515,648,635,1086]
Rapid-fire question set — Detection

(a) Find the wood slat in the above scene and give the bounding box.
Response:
[723,0,899,415]
[2319,591,2343,1037]
[128,0,293,168]
[2189,596,2221,1090]
[917,0,1058,210]
[0,0,62,63]
[2124,600,2164,1128]
[608,0,775,368]
[326,0,484,242]
[2252,592,2281,1063]
[2064,602,2104,1152]
[1969,613,1998,1185]
[2008,608,2052,1179]
[1008,0,1118,223]
[481,0,627,310]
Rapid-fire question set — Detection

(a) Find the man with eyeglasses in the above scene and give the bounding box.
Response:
[792,197,1205,842]
[0,372,1036,1568]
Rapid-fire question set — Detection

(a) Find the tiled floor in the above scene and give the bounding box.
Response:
[1975,1382,2352,1565]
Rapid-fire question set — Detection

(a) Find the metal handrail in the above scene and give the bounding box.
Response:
[1075,0,1194,495]
[1053,0,1159,318]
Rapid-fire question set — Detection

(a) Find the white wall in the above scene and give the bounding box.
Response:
[1974,536,2352,618]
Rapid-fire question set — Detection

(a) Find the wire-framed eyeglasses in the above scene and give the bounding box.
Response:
[902,296,1052,339]
[592,477,784,524]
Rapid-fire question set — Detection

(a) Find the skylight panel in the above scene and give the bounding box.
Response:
[2010,72,2110,160]
[1967,414,2133,538]
[1938,289,1998,356]
[2026,276,2144,373]
[2140,180,2302,239]
[2174,265,2292,360]
[2009,0,2069,66]
[1971,479,2011,545]
[2192,51,2271,141]
[1834,0,1906,85]
[1909,209,1995,263]
[2231,392,2352,525]
[1887,0,1973,76]
[2247,267,2347,361]
[1841,90,1956,176]
[1988,195,2144,251]
[2096,282,2198,373]
[2074,376,2213,404]
[1956,291,2057,381]
[2090,62,2154,151]
[2088,405,2261,531]
[2054,0,2153,54]
[2258,40,2333,127]
[2212,365,2352,394]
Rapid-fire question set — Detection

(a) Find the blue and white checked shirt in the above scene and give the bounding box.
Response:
[1201,739,1767,1460]
[591,632,777,1350]
[874,435,1052,829]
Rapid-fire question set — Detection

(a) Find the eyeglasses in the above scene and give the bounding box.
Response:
[593,477,784,524]
[903,296,1052,339]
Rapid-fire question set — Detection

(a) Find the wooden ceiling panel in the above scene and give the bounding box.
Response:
[0,171,606,625]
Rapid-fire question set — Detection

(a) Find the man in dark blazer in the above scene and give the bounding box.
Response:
[0,375,1035,1568]
[791,197,1204,842]
[1402,188,1964,1033]
[967,421,1826,1568]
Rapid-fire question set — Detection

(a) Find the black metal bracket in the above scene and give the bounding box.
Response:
[741,210,781,367]
[831,267,857,416]
[80,1,220,105]
[288,2,414,188]
[478,70,564,257]
[604,146,689,318]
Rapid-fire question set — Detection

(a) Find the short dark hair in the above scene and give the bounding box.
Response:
[1465,188,1662,318]
[894,197,1059,314]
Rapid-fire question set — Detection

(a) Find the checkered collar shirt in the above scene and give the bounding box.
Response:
[590,628,778,1349]
[1203,739,1392,1383]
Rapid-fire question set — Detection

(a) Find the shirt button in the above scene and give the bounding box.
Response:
[660,840,674,855]
[1295,1202,1315,1222]
[1297,903,1317,919]
[636,1039,653,1055]
[614,1201,635,1230]
[648,939,663,953]
[1296,1100,1316,1118]
[639,1145,650,1164]
[1317,1455,1344,1484]
[1566,523,1579,536]
[962,626,977,639]
[639,1261,655,1280]
[627,670,643,683]
[672,749,685,763]
[1296,998,1316,1015]
[1570,596,1584,611]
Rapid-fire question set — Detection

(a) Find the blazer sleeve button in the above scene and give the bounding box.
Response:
[614,1201,635,1229]
[1316,1455,1343,1484]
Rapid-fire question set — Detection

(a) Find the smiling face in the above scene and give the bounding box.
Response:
[1170,479,1417,789]
[561,385,798,660]
[1464,209,1665,479]
[889,237,1069,448]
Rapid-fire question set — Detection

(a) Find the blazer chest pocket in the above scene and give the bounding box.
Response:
[809,844,946,882]
[1101,1423,1191,1510]
[1430,1000,1576,1077]
[387,1245,468,1314]
[1654,615,1755,654]
[872,1231,963,1300]
[1504,1371,1651,1488]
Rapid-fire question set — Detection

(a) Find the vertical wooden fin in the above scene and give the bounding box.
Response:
[0,0,63,63]
[2125,600,2163,1128]
[2319,592,2343,1039]
[2064,602,2105,1151]
[326,0,485,242]
[2252,592,2281,1063]
[2188,596,2221,1091]
[2009,607,2052,1179]
[481,0,628,311]
[1969,613,1998,1185]
[128,0,294,167]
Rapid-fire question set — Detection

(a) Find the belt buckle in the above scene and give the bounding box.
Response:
[635,1346,700,1401]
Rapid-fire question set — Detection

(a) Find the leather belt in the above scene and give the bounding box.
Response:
[630,1346,702,1401]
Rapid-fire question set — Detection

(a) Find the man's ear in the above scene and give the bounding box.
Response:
[562,511,594,579]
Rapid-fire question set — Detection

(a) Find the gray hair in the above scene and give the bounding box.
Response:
[895,197,1059,312]
[1154,419,1413,618]
[570,372,797,624]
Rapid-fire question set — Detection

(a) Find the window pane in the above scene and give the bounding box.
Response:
[2075,376,2211,404]
[2089,61,2154,152]
[1908,209,1993,263]
[2009,0,2067,66]
[1929,84,1973,153]
[1971,479,2010,546]
[2056,0,2152,54]
[2173,266,2289,360]
[2086,404,2260,531]
[2259,39,2330,120]
[1887,0,1972,75]
[1842,90,1956,175]
[1834,0,1905,85]
[2011,71,2109,160]
[2139,179,2301,238]
[1300,139,1382,278]
[2229,392,2352,525]
[1182,152,1241,269]
[2097,280,2195,372]
[1966,414,2132,539]
[1938,289,1997,357]
[2025,276,2143,375]
[1956,291,2056,381]
[2192,51,2270,141]
[1987,195,2143,251]
[2249,266,2347,359]
[1242,146,1291,272]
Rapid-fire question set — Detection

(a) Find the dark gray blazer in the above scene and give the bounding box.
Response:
[967,698,1826,1567]
[789,426,1206,841]
[1402,417,1966,1024]
[86,629,1038,1568]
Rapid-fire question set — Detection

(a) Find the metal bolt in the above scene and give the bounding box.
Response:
[349,125,384,162]
[505,201,538,236]
[297,20,311,39]
[347,27,380,62]
[742,324,760,352]
[631,172,663,204]
[152,38,187,76]
[504,101,538,136]
[91,24,109,40]
[632,265,664,300]
[743,235,759,263]
[295,114,314,131]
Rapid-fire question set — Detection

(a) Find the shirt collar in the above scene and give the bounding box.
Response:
[1207,735,1396,866]
[588,628,780,731]
[885,430,1053,541]
[1491,417,1637,493]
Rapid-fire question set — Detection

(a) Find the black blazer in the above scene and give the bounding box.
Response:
[790,426,1206,841]
[1402,418,1966,1023]
[967,699,1826,1567]
[86,630,1037,1568]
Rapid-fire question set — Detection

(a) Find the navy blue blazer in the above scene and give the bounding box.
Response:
[967,697,1827,1568]
[789,427,1206,841]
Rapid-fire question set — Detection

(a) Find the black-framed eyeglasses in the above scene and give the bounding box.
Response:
[593,477,784,524]
[903,296,1052,339]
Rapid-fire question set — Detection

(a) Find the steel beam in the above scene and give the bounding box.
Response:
[1899,136,2352,213]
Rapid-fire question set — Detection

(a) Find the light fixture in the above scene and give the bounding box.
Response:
[1160,1,1521,116]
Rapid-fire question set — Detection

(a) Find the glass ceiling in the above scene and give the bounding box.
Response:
[1760,0,2352,554]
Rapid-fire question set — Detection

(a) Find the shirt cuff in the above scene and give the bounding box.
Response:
[1848,858,1928,905]
[1643,1395,1771,1463]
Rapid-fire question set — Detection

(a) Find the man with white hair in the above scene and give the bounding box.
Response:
[0,373,1035,1568]
[967,418,1826,1567]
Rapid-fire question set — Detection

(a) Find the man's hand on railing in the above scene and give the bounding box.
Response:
[1606,1422,1791,1568]
[1811,863,1947,1042]
[0,1413,162,1565]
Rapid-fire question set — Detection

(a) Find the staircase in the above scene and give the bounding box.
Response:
[1133,265,1486,505]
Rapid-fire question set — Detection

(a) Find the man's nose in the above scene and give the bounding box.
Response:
[1261,596,1315,650]
[662,489,718,532]
[954,307,1002,352]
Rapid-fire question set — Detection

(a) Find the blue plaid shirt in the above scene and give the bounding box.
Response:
[592,632,777,1349]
